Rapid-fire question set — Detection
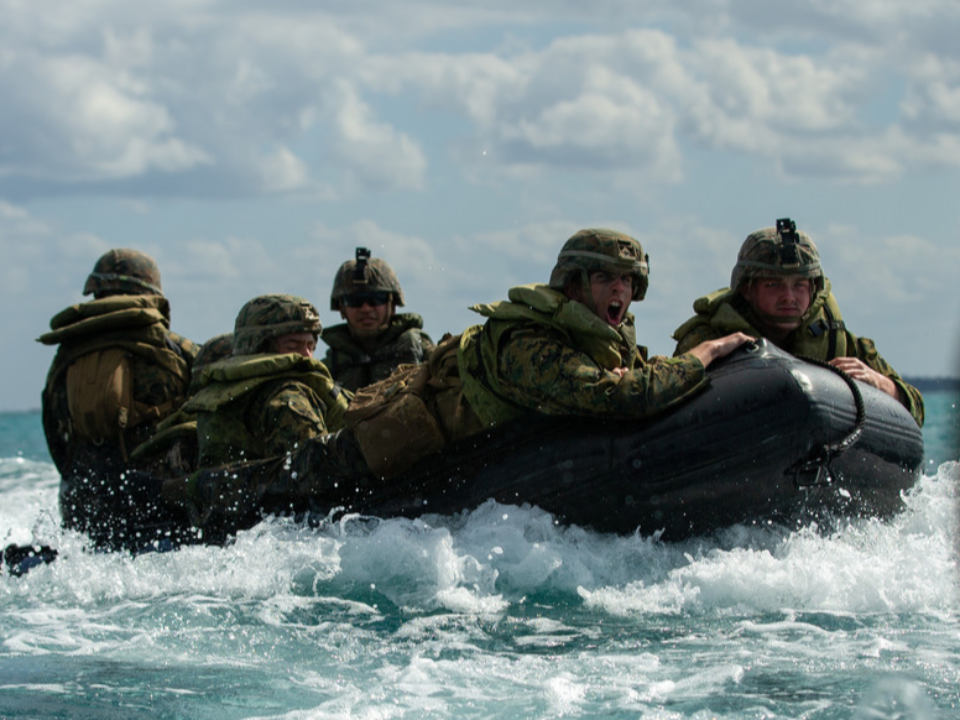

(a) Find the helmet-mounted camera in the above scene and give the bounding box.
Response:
[353,247,372,283]
[776,218,801,268]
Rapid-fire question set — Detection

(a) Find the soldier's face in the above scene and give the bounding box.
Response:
[340,294,394,339]
[741,275,812,330]
[275,332,317,357]
[587,271,633,326]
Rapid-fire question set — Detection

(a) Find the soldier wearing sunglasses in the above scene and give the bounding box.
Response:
[323,248,435,392]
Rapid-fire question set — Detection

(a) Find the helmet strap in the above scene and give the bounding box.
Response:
[578,268,598,315]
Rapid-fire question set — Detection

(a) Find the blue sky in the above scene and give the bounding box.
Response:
[2,1,959,411]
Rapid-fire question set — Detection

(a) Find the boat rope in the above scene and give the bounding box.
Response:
[788,355,866,488]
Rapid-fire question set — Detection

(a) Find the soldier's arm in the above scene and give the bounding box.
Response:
[495,328,710,420]
[831,336,924,427]
[253,381,330,458]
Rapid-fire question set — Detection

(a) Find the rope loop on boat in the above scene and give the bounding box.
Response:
[789,355,866,488]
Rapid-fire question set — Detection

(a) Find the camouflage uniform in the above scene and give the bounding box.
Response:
[459,229,710,428]
[671,221,924,427]
[128,332,234,479]
[323,248,434,392]
[163,429,368,541]
[38,249,198,549]
[185,295,348,469]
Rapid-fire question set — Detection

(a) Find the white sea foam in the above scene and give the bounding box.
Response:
[2,455,956,719]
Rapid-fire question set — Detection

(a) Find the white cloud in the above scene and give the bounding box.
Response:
[325,81,427,192]
[0,1,958,412]
[902,54,960,127]
[258,145,309,193]
[0,53,212,182]
[1,1,959,196]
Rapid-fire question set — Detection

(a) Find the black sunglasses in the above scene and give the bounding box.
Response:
[342,292,391,309]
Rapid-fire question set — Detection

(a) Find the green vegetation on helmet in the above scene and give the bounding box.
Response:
[730,218,823,291]
[548,228,650,301]
[233,294,322,356]
[330,247,406,310]
[82,248,163,297]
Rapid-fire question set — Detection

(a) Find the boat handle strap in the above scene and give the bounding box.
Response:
[789,356,866,489]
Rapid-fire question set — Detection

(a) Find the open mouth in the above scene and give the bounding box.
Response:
[606,300,623,325]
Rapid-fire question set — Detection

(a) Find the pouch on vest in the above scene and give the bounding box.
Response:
[345,333,481,479]
[346,363,446,479]
[65,348,135,454]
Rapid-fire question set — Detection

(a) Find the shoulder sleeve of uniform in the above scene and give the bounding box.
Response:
[250,380,329,457]
[849,335,925,427]
[495,326,708,420]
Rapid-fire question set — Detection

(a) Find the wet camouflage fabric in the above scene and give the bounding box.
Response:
[129,332,236,480]
[83,248,164,297]
[460,284,709,427]
[190,355,347,469]
[322,313,434,392]
[672,288,925,427]
[480,324,706,421]
[164,429,370,541]
[40,297,197,549]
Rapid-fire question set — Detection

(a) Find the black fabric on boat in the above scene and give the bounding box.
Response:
[300,340,923,539]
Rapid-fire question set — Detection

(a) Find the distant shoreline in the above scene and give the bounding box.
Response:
[904,377,960,392]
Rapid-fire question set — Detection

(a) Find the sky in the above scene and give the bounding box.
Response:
[2,0,959,412]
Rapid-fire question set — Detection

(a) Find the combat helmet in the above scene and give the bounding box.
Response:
[83,248,163,297]
[548,228,650,301]
[330,247,405,310]
[188,332,234,393]
[730,218,823,291]
[233,294,322,356]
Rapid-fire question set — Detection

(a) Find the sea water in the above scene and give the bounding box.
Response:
[1,396,958,720]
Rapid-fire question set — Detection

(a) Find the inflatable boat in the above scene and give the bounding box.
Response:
[5,339,924,575]
[286,339,923,540]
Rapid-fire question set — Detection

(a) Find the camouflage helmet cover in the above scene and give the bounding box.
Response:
[189,332,234,393]
[83,248,163,297]
[193,332,234,370]
[731,218,823,290]
[330,247,405,310]
[548,228,650,301]
[233,294,322,355]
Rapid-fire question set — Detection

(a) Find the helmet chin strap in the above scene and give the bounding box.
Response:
[578,268,598,315]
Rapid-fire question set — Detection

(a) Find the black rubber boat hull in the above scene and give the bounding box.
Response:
[312,340,923,539]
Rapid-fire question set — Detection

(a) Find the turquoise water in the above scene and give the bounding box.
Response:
[1,397,957,719]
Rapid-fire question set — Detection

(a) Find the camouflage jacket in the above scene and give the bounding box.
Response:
[458,284,709,427]
[321,313,434,392]
[671,282,925,426]
[184,353,348,469]
[38,295,197,546]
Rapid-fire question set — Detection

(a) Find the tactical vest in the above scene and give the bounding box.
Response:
[39,295,192,460]
[185,353,347,466]
[458,284,640,427]
[673,280,848,361]
[322,313,432,392]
